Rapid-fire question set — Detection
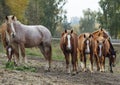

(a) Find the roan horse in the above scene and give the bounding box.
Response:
[5,15,52,71]
[78,33,93,72]
[60,29,78,74]
[92,28,116,73]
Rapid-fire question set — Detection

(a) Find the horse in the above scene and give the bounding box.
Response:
[0,23,8,48]
[94,36,107,72]
[60,29,78,74]
[5,15,52,71]
[0,22,19,64]
[92,28,116,73]
[78,33,93,72]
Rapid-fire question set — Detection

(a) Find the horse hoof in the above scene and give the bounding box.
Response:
[45,67,51,72]
[90,70,94,73]
[72,71,76,76]
[83,69,87,72]
[110,70,113,73]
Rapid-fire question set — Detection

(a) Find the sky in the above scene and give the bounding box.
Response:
[64,0,100,21]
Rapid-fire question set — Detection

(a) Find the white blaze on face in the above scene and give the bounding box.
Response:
[67,35,71,49]
[99,44,102,57]
[8,47,12,56]
[10,23,16,36]
[85,40,90,53]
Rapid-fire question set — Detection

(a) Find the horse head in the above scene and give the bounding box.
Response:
[63,29,73,50]
[5,15,17,38]
[83,33,93,54]
[96,36,105,57]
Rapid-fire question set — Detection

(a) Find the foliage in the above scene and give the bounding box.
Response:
[5,62,37,72]
[79,8,97,33]
[5,0,29,23]
[98,0,120,38]
[0,0,11,24]
[25,0,67,36]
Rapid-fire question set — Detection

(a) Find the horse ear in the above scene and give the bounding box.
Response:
[65,29,67,33]
[97,40,99,43]
[84,34,86,38]
[103,39,105,43]
[5,16,8,20]
[12,15,17,21]
[71,29,73,33]
[89,34,93,38]
[98,33,100,36]
[100,28,103,31]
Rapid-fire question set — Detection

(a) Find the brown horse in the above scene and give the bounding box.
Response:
[94,36,107,72]
[60,29,78,74]
[0,22,19,63]
[0,23,8,48]
[6,45,18,65]
[5,15,52,71]
[78,33,93,72]
[92,28,116,73]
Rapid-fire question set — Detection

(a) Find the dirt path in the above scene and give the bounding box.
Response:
[0,55,120,85]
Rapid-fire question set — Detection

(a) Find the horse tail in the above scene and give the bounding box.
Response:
[108,39,115,55]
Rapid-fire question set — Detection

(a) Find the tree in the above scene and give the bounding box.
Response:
[0,0,11,24]
[79,8,97,33]
[5,0,29,23]
[98,0,120,38]
[26,0,67,36]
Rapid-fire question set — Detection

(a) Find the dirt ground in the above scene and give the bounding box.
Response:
[0,53,120,85]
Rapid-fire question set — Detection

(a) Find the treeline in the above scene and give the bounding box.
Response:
[98,0,120,38]
[0,0,66,36]
[78,0,120,38]
[0,0,120,38]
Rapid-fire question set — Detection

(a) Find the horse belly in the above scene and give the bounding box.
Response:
[25,34,42,48]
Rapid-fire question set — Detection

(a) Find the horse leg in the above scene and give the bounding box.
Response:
[13,52,19,66]
[71,52,77,75]
[80,52,84,70]
[39,43,52,71]
[19,44,27,64]
[83,54,87,72]
[64,52,70,74]
[90,54,93,73]
[100,56,105,72]
[109,57,113,73]
[94,54,100,71]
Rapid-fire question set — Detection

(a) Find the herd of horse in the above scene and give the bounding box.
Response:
[60,28,116,74]
[0,15,116,75]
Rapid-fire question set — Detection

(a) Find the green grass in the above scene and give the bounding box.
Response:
[5,62,37,72]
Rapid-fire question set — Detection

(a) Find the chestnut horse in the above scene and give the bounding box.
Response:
[60,29,78,74]
[5,15,52,71]
[94,36,107,72]
[78,33,93,72]
[92,28,116,73]
[0,23,18,63]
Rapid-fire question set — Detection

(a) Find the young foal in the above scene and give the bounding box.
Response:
[78,33,93,72]
[60,29,78,74]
